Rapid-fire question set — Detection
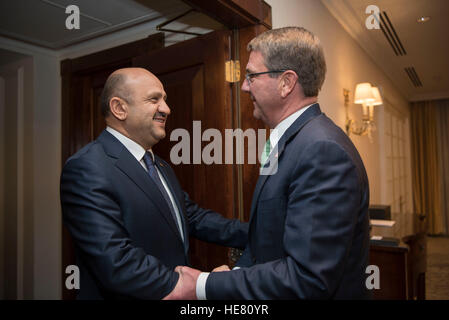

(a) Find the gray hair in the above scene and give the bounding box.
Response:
[100,73,133,117]
[248,27,326,97]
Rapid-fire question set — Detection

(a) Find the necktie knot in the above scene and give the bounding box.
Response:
[261,139,272,167]
[143,151,154,170]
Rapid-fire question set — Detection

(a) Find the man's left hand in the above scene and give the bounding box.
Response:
[212,265,231,272]
[163,266,201,300]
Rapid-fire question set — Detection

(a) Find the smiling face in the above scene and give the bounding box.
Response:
[112,68,171,150]
[241,51,282,128]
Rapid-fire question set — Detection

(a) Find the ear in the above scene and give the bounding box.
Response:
[109,97,128,121]
[279,71,298,98]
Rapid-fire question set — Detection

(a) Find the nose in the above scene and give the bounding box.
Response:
[159,99,171,115]
[241,77,250,93]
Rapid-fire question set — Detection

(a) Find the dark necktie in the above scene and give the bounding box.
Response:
[142,151,183,240]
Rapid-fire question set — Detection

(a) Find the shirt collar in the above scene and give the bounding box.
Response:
[106,126,154,162]
[269,103,315,150]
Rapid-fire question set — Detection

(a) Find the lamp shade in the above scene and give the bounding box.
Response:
[354,83,375,104]
[371,86,383,106]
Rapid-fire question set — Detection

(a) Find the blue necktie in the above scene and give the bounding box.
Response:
[142,152,183,239]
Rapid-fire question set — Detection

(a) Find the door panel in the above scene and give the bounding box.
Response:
[155,65,201,198]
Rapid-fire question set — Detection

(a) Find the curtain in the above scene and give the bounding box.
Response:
[410,99,449,235]
[436,99,449,235]
[410,101,443,235]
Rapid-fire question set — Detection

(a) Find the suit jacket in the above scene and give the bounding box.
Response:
[60,130,248,299]
[206,104,371,299]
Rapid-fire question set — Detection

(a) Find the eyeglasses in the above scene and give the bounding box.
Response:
[245,70,287,84]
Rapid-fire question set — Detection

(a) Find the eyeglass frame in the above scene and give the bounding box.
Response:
[244,70,288,84]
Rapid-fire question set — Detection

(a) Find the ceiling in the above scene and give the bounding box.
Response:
[0,0,223,49]
[1,0,447,102]
[322,0,449,101]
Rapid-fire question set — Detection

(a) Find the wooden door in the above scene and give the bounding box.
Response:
[133,30,236,271]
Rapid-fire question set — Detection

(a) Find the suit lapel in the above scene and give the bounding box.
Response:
[97,131,183,243]
[249,104,323,225]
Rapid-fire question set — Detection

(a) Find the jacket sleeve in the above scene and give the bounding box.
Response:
[183,192,248,249]
[60,156,178,299]
[205,140,363,299]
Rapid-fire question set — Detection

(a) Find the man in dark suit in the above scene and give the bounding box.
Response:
[60,67,248,299]
[170,26,371,299]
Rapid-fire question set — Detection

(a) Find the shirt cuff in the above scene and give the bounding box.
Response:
[196,272,210,300]
[232,266,241,270]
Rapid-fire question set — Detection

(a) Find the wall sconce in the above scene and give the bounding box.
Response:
[344,82,383,141]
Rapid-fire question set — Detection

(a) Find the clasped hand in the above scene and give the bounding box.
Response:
[162,264,231,299]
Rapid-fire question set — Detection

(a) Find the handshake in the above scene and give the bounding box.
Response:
[162,264,231,300]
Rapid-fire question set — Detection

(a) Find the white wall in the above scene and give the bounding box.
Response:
[0,66,19,299]
[30,50,61,300]
[0,75,5,299]
[0,57,35,299]
[0,39,61,299]
[265,0,411,206]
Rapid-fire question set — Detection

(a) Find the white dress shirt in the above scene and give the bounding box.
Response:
[268,103,314,157]
[106,126,184,242]
[196,103,315,300]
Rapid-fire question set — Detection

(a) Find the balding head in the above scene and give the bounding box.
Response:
[99,67,170,149]
[100,68,159,118]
